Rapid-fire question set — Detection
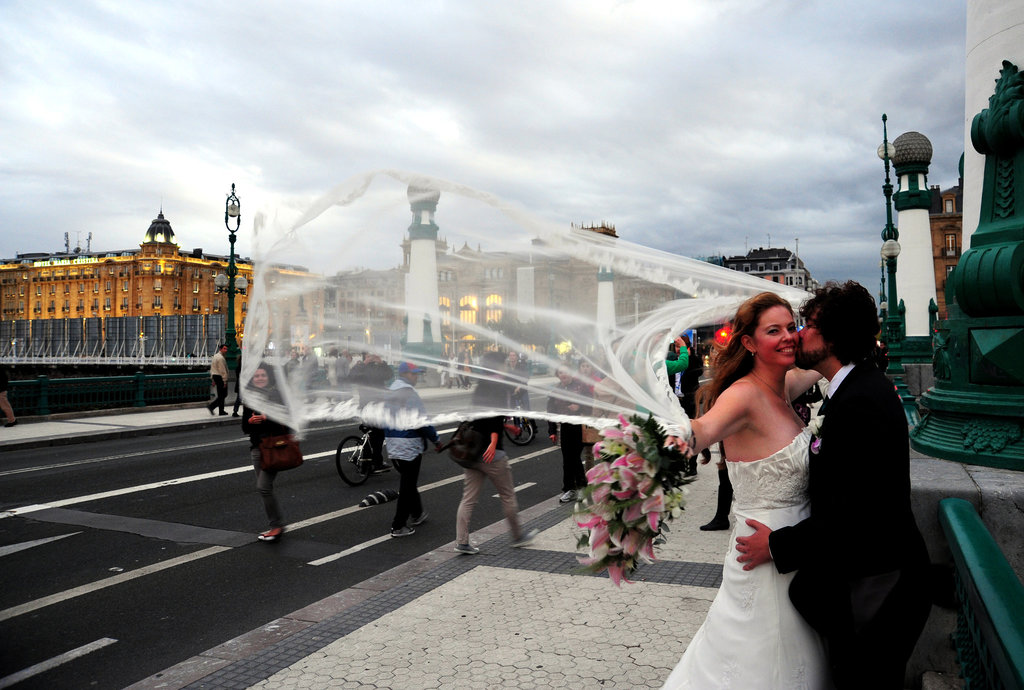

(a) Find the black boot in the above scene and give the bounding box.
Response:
[700,468,733,531]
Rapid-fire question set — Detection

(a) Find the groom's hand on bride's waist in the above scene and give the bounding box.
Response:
[736,519,773,571]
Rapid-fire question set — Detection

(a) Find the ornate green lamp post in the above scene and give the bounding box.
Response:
[215,183,246,372]
[878,114,920,425]
[911,61,1024,470]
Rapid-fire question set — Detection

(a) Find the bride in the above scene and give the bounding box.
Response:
[662,292,829,689]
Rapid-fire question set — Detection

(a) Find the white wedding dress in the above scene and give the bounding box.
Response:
[662,429,829,689]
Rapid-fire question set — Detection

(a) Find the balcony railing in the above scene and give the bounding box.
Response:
[939,498,1024,689]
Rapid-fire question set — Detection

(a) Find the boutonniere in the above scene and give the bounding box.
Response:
[808,414,825,454]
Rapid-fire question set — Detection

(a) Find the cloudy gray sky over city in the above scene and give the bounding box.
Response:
[1,1,967,294]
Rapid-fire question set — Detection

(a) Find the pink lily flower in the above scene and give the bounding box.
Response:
[622,529,642,556]
[586,462,614,484]
[607,563,632,587]
[591,483,611,505]
[623,502,644,524]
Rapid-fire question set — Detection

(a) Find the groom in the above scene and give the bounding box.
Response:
[736,281,931,689]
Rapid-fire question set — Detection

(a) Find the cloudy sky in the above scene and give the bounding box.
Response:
[1,1,967,295]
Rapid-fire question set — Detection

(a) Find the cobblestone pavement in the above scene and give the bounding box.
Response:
[132,457,730,690]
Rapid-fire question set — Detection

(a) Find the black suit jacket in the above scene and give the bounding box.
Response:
[770,360,927,576]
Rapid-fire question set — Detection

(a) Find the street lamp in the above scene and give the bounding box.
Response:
[216,184,247,371]
[878,114,919,425]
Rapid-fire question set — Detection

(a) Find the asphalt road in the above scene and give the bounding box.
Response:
[0,417,564,689]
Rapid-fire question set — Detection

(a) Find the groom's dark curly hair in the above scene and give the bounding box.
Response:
[800,281,879,365]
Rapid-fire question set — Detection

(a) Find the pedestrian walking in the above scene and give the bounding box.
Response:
[0,367,16,427]
[241,364,293,542]
[384,362,441,537]
[454,351,538,554]
[207,344,229,416]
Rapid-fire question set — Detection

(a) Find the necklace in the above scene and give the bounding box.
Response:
[749,369,788,403]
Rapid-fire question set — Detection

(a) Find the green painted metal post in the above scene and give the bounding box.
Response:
[134,371,146,407]
[36,375,49,416]
[912,61,1024,470]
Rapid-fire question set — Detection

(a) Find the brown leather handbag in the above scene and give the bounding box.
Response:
[259,435,304,471]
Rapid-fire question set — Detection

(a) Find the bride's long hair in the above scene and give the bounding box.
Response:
[697,292,793,410]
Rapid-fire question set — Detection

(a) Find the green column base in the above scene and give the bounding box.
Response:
[911,312,1024,471]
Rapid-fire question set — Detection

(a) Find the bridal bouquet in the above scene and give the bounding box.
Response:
[574,414,696,586]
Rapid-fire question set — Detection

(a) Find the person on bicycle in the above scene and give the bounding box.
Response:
[349,352,393,473]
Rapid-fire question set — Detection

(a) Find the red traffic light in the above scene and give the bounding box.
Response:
[714,325,732,346]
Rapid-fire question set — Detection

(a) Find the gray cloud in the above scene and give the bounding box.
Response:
[1,0,968,297]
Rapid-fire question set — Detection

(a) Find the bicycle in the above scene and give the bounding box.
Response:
[503,410,536,445]
[335,424,386,486]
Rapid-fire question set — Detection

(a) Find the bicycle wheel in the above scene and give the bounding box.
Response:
[505,416,536,446]
[336,436,371,486]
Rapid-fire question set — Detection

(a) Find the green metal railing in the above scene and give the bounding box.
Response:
[939,498,1024,690]
[7,373,211,415]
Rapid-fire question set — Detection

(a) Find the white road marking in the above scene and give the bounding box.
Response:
[0,637,118,689]
[0,546,228,622]
[493,481,536,497]
[0,429,551,618]
[0,532,81,557]
[308,535,392,566]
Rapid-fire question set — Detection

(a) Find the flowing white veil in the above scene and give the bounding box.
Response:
[239,170,809,436]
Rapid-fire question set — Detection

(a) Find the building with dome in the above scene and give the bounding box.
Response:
[0,210,309,359]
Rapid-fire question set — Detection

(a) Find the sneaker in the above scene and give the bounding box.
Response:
[558,490,577,504]
[410,512,428,526]
[454,543,480,554]
[4,420,16,428]
[390,526,415,538]
[218,411,229,416]
[257,527,283,542]
[511,529,538,548]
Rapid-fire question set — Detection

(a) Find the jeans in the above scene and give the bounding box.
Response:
[251,447,283,528]
[456,455,523,544]
[391,454,423,530]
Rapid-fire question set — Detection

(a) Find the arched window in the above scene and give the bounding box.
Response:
[438,296,451,325]
[460,296,478,325]
[485,294,502,324]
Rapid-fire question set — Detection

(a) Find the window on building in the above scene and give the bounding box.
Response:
[93,283,99,293]
[121,297,128,310]
[193,297,200,311]
[105,280,112,292]
[153,295,162,308]
[35,286,41,296]
[946,264,955,278]
[459,296,478,325]
[945,198,954,213]
[63,299,69,310]
[213,298,220,311]
[64,284,70,294]
[77,299,84,310]
[945,234,957,256]
[772,263,779,271]
[193,282,199,293]
[241,301,247,313]
[154,279,161,291]
[174,296,181,309]
[743,264,750,272]
[485,294,503,324]
[49,300,55,311]
[104,298,111,310]
[50,285,56,295]
[757,263,765,271]
[122,280,129,291]
[92,298,99,309]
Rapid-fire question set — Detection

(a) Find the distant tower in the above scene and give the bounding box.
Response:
[574,222,618,343]
[404,183,442,355]
[892,131,937,337]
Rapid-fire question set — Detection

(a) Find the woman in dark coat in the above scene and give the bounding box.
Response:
[241,364,293,542]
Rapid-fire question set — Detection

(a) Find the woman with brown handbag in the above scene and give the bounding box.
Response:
[241,363,294,542]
